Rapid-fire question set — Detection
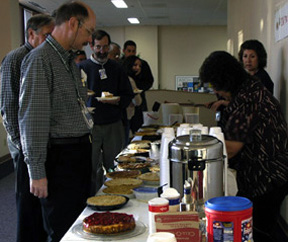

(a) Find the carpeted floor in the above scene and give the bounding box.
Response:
[0,172,16,242]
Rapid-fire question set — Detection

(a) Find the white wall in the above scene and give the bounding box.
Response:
[159,26,227,90]
[0,0,21,62]
[101,26,159,89]
[0,0,20,158]
[98,25,226,91]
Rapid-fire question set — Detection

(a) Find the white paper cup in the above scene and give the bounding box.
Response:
[209,126,222,135]
[160,188,180,212]
[163,127,175,136]
[147,232,177,242]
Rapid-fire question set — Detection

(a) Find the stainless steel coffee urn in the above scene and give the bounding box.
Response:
[168,132,224,214]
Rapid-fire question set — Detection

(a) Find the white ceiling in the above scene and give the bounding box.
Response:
[19,0,227,27]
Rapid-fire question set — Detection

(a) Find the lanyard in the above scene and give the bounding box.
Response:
[46,37,82,100]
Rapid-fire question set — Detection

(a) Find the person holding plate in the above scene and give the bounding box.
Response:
[78,30,134,195]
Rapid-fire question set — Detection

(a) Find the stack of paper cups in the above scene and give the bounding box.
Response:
[160,188,180,212]
[209,127,228,196]
[160,127,175,187]
[176,123,190,137]
[201,126,209,135]
[148,198,169,234]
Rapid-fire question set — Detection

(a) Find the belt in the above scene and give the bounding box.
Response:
[49,134,91,146]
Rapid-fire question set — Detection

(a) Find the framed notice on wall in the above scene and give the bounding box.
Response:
[275,2,288,42]
[175,75,200,92]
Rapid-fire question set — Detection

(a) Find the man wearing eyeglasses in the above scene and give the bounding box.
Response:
[78,30,134,195]
[18,2,96,241]
[0,14,54,242]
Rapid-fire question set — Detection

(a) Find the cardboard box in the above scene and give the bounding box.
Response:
[155,211,201,242]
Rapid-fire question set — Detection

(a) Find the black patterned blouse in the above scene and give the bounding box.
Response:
[221,78,288,198]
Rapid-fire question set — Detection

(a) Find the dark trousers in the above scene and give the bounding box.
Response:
[8,138,46,242]
[238,182,288,242]
[130,106,144,133]
[41,138,92,242]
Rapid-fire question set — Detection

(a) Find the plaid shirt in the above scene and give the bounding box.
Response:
[221,79,288,197]
[0,42,33,149]
[19,35,90,180]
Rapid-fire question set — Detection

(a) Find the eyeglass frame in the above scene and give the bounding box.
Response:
[94,45,110,51]
[78,19,95,36]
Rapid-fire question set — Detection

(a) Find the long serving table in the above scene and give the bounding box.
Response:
[61,131,161,241]
[60,188,150,242]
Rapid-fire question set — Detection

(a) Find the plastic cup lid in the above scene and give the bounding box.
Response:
[148,197,169,206]
[205,196,252,211]
[161,188,180,198]
[147,232,177,242]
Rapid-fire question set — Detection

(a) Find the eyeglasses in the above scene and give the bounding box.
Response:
[79,20,95,36]
[94,45,110,51]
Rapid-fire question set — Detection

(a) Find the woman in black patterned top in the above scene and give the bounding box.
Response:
[200,51,288,242]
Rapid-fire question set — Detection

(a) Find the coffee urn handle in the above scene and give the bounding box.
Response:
[188,158,205,171]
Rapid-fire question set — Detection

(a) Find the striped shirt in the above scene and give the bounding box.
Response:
[19,35,90,180]
[221,79,288,197]
[0,42,33,149]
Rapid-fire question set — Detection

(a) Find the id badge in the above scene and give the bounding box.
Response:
[99,68,107,80]
[78,98,94,130]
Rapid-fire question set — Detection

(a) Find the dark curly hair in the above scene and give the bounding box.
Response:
[199,51,250,97]
[238,39,267,69]
[122,55,141,78]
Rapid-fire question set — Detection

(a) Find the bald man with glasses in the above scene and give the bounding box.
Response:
[18,2,96,241]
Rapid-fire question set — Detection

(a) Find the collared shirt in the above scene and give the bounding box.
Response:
[221,79,288,197]
[19,35,90,180]
[0,42,33,148]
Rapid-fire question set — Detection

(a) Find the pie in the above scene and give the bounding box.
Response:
[106,170,140,179]
[127,141,151,150]
[149,164,160,172]
[87,89,95,96]
[103,186,134,195]
[133,88,142,93]
[101,91,113,98]
[134,131,158,136]
[104,178,142,188]
[86,195,126,206]
[117,155,137,163]
[138,172,160,181]
[83,211,135,234]
[118,162,151,170]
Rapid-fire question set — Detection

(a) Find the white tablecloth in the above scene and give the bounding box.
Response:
[60,190,149,242]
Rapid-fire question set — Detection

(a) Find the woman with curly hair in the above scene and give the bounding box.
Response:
[200,51,288,242]
[239,39,274,94]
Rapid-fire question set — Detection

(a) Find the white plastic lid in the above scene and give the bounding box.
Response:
[160,187,180,199]
[147,232,177,242]
[148,197,169,206]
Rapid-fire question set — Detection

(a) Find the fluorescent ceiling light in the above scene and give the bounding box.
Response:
[111,0,128,8]
[128,18,140,24]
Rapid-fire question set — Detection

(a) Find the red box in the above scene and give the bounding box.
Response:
[155,211,200,242]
